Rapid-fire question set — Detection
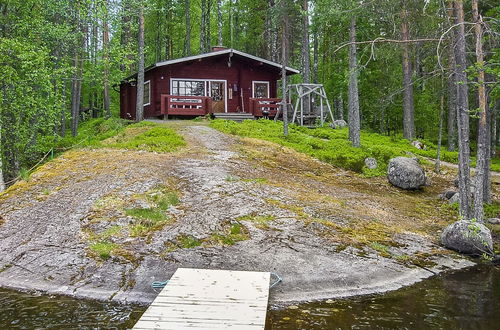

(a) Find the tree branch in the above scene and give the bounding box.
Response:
[333,37,441,54]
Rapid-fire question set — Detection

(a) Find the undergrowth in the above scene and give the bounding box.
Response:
[55,118,185,153]
[210,119,500,176]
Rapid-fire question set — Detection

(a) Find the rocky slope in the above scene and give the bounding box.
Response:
[0,122,479,305]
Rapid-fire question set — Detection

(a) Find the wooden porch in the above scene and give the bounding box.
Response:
[159,94,282,119]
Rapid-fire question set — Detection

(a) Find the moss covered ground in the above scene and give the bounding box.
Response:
[210,119,500,176]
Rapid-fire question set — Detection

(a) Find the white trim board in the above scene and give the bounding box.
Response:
[143,80,151,106]
[252,81,270,98]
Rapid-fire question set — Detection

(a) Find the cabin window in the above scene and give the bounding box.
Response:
[171,79,206,96]
[252,81,270,98]
[143,80,151,106]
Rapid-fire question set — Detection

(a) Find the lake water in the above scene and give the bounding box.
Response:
[1,265,498,329]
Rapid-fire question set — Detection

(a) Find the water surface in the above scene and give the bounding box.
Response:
[0,266,498,329]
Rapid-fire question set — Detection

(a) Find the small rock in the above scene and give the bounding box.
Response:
[441,220,493,255]
[487,218,500,225]
[411,140,426,150]
[364,157,377,169]
[329,120,347,129]
[387,157,426,190]
[442,191,457,200]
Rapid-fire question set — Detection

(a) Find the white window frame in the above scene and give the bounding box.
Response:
[170,78,228,113]
[143,80,151,106]
[252,81,270,98]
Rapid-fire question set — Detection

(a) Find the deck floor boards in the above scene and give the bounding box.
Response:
[133,268,270,330]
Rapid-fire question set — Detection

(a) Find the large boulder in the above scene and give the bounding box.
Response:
[387,157,426,190]
[441,220,493,255]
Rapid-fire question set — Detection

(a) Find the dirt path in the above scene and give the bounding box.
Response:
[0,122,475,305]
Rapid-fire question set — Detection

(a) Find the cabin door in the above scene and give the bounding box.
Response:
[209,81,226,113]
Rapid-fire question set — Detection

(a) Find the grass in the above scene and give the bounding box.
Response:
[210,119,500,176]
[164,223,250,253]
[54,117,185,153]
[89,241,117,260]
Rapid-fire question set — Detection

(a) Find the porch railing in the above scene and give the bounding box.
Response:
[249,98,281,117]
[160,95,211,116]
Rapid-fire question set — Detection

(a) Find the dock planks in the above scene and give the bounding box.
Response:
[133,268,271,330]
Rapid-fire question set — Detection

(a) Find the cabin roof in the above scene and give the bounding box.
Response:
[123,48,299,82]
[156,48,300,74]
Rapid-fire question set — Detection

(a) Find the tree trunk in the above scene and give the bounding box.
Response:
[120,0,133,72]
[184,0,191,56]
[281,0,289,136]
[483,97,492,204]
[135,4,145,122]
[348,17,360,147]
[200,0,206,52]
[217,0,223,46]
[70,49,82,137]
[206,0,211,51]
[446,1,457,151]
[436,80,445,173]
[454,0,471,220]
[61,81,67,137]
[312,30,318,84]
[302,0,310,117]
[102,0,111,119]
[472,0,488,222]
[337,95,344,121]
[302,0,310,83]
[401,0,415,140]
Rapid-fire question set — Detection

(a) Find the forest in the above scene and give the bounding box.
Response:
[0,1,498,207]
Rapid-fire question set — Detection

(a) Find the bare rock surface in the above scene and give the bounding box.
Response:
[0,123,475,306]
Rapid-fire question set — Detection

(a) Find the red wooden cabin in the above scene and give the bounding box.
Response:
[119,47,299,120]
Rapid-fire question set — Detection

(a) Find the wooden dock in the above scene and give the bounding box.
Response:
[133,268,271,329]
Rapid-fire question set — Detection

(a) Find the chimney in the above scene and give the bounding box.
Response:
[212,46,227,52]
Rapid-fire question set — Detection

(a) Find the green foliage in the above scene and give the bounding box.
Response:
[55,118,186,153]
[210,119,495,176]
[484,203,500,219]
[89,241,117,260]
[178,235,202,249]
[125,207,168,226]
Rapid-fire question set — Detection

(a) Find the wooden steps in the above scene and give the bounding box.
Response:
[213,112,255,122]
[133,268,271,330]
